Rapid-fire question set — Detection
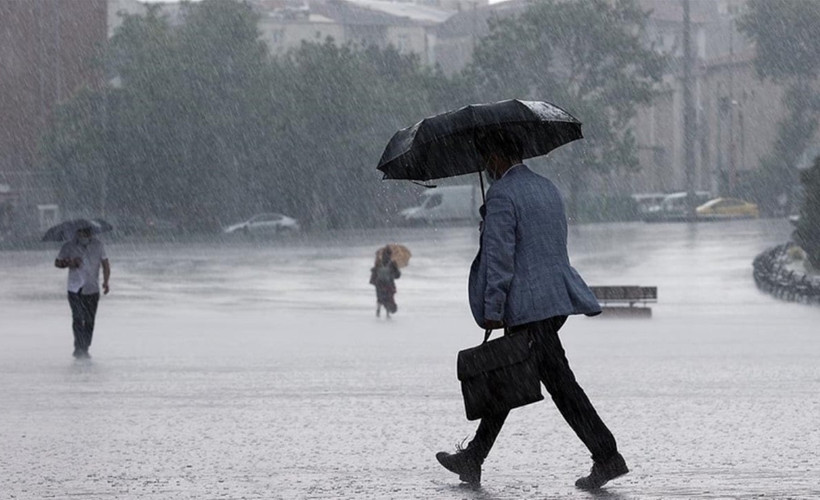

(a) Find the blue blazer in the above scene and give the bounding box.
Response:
[468,164,601,327]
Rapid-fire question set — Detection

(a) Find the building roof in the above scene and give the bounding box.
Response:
[309,0,451,26]
[434,0,526,37]
[637,0,741,25]
[343,0,454,24]
[436,0,744,38]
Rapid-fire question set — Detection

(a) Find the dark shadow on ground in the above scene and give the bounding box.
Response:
[586,488,630,500]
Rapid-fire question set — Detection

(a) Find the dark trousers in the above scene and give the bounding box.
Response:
[67,292,99,351]
[467,316,618,464]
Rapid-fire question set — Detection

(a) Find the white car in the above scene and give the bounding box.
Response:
[223,213,300,235]
[400,185,482,225]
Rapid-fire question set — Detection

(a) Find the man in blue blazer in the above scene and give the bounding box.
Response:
[436,130,628,490]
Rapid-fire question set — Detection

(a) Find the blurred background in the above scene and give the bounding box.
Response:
[1,0,819,243]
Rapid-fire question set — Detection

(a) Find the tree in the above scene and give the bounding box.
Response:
[40,88,110,216]
[466,0,665,219]
[736,0,820,83]
[268,40,445,229]
[41,0,455,231]
[43,1,281,230]
[737,0,820,215]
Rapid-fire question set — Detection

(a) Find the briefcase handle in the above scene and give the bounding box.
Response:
[483,326,528,344]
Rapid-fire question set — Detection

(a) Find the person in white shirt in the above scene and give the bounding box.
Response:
[54,226,110,358]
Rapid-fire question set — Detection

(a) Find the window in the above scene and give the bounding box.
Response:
[396,33,410,52]
[270,29,285,44]
[38,204,59,231]
[425,194,443,209]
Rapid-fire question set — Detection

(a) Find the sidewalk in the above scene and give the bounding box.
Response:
[3,304,818,499]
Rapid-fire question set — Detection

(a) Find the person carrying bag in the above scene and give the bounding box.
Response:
[435,130,628,491]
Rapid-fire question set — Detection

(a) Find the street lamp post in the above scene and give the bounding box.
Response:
[682,0,697,220]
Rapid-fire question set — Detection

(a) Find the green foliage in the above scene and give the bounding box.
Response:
[40,88,110,214]
[269,40,442,228]
[736,0,820,214]
[40,0,445,231]
[739,84,818,215]
[40,0,670,230]
[795,157,820,268]
[466,0,665,217]
[575,194,639,223]
[737,0,820,82]
[42,1,274,229]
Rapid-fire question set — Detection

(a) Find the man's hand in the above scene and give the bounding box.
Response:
[55,258,81,269]
[103,282,110,295]
[483,319,504,330]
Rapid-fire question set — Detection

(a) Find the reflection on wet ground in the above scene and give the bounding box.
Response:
[2,220,819,498]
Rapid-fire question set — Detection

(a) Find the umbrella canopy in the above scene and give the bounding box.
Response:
[42,218,113,242]
[376,244,412,268]
[377,99,583,182]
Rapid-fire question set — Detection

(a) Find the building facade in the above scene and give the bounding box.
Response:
[433,0,811,204]
[0,0,107,238]
[252,0,455,65]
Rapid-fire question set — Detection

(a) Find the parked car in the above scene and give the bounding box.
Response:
[631,193,667,217]
[223,213,300,235]
[642,191,712,222]
[399,185,481,225]
[696,197,759,219]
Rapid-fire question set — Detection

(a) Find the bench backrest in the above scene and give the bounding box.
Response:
[590,286,657,303]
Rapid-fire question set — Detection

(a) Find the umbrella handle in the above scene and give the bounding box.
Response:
[477,171,486,205]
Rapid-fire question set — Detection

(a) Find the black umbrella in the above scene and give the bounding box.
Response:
[377,99,583,183]
[42,218,113,242]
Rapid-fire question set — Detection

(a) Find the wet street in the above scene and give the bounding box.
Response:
[2,219,819,499]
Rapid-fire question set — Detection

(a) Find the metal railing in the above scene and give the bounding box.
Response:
[753,243,820,305]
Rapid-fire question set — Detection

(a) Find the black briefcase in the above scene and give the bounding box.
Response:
[456,329,543,421]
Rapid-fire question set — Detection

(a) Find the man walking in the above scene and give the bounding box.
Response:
[436,130,628,490]
[55,225,110,358]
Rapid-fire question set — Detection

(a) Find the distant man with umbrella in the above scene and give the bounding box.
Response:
[434,129,627,490]
[53,221,111,358]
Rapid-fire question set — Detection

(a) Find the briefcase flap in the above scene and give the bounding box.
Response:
[457,333,531,381]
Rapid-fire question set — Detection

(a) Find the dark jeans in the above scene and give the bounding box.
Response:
[67,291,99,352]
[375,285,397,313]
[467,316,618,464]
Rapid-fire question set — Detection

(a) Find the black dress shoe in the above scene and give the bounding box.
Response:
[575,453,629,490]
[435,449,481,485]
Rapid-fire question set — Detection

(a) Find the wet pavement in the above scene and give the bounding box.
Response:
[2,219,819,499]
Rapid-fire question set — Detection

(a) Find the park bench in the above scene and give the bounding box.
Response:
[589,286,657,318]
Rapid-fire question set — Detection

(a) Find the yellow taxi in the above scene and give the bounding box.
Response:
[696,197,760,219]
